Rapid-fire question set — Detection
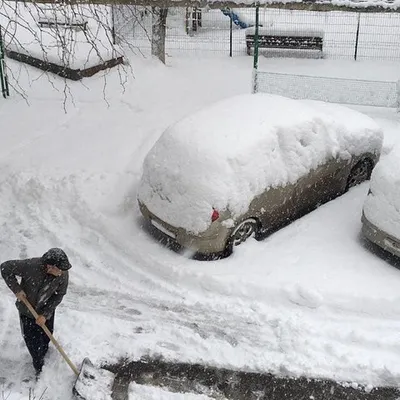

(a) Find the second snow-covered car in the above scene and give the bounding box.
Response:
[138,93,383,257]
[362,145,400,259]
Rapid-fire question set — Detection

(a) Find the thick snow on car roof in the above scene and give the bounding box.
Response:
[138,94,383,234]
[363,145,400,240]
[162,94,322,157]
[160,93,380,159]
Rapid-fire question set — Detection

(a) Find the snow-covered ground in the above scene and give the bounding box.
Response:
[0,3,122,69]
[1,54,400,400]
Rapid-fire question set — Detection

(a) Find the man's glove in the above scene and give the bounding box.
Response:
[36,315,46,327]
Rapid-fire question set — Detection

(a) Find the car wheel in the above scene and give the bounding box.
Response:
[220,218,259,259]
[346,158,373,191]
[231,218,258,247]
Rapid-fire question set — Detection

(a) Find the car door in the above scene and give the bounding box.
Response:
[249,181,298,235]
[294,158,350,216]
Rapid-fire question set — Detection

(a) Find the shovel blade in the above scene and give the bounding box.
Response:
[73,358,115,400]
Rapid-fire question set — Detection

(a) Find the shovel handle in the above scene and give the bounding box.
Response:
[21,296,80,376]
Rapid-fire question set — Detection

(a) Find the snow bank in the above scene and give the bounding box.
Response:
[138,93,382,234]
[363,144,400,240]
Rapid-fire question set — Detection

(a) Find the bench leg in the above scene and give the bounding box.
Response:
[246,45,251,56]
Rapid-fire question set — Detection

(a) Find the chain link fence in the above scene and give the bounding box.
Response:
[113,6,400,60]
[254,70,399,108]
[113,5,400,108]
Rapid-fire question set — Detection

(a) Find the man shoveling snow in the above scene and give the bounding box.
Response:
[1,248,71,378]
[1,249,116,400]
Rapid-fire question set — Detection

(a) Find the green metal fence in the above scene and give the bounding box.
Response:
[114,6,400,60]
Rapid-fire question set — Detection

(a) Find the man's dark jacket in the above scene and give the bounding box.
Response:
[1,258,69,319]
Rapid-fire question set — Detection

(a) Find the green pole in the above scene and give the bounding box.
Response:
[0,25,10,98]
[229,8,233,57]
[252,4,260,93]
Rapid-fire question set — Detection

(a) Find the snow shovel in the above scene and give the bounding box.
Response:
[21,297,115,400]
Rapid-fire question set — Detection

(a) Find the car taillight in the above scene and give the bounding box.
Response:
[211,209,220,222]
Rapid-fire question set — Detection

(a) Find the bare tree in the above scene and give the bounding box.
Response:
[0,0,173,106]
[151,6,168,64]
[0,0,139,105]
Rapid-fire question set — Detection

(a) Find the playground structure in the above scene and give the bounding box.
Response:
[220,9,253,29]
[186,7,255,33]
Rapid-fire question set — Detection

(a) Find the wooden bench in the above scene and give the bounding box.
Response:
[38,19,88,31]
[245,28,324,56]
[37,7,88,32]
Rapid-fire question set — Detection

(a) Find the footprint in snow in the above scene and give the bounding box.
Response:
[285,285,323,309]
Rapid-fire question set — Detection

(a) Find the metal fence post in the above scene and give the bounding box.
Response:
[229,8,233,57]
[252,4,260,93]
[0,25,10,99]
[354,13,361,61]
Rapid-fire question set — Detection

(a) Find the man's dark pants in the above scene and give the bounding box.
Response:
[19,313,55,373]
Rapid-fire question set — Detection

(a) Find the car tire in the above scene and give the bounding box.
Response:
[223,218,259,257]
[345,158,373,191]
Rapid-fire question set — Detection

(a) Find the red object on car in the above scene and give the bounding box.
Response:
[211,209,220,222]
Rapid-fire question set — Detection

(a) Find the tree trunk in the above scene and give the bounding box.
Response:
[151,7,168,64]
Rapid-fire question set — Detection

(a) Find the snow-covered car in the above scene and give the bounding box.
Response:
[362,145,400,258]
[138,93,383,257]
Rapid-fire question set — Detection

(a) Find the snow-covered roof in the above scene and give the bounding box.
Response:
[138,93,383,234]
